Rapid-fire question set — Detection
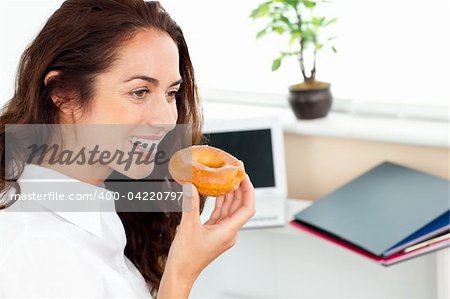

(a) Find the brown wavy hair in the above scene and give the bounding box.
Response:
[0,0,205,297]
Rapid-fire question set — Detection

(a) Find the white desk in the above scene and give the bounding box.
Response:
[192,199,449,299]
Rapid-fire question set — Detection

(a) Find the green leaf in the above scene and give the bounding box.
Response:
[272,56,283,71]
[256,28,269,39]
[312,16,325,26]
[331,46,337,53]
[289,31,302,46]
[250,3,271,19]
[286,0,300,8]
[324,17,337,26]
[272,26,285,34]
[278,15,294,31]
[302,28,317,42]
[303,0,317,9]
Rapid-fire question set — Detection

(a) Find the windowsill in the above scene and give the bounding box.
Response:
[202,99,449,149]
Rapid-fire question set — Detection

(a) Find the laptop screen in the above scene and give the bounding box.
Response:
[204,129,276,188]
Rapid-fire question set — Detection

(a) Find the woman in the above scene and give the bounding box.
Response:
[0,0,255,298]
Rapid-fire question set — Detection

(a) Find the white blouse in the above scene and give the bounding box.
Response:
[0,164,154,298]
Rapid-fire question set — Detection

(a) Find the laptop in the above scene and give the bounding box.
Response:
[200,116,287,228]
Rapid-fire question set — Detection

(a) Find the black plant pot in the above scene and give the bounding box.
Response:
[288,83,333,120]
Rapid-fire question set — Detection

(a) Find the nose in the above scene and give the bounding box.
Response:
[143,93,177,133]
[145,93,177,125]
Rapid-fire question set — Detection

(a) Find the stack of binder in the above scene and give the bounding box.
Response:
[290,161,449,266]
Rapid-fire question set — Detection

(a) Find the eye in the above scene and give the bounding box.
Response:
[166,90,180,103]
[130,88,149,100]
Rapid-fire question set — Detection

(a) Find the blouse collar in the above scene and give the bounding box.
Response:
[10,163,117,238]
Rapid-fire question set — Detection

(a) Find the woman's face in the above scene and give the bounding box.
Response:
[85,28,180,125]
[64,28,181,180]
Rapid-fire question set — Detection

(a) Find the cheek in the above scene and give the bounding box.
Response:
[172,102,179,121]
[85,97,141,124]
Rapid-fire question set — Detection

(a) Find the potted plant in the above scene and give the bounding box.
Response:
[250,0,337,119]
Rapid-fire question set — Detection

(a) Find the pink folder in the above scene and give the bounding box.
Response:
[289,220,450,266]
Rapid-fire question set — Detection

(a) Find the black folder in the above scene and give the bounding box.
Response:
[290,161,450,266]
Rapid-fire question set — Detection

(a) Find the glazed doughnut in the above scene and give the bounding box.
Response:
[168,145,246,196]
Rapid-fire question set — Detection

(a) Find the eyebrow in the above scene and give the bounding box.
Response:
[123,75,183,87]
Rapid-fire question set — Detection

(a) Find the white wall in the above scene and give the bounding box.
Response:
[1,0,449,109]
[164,0,449,107]
[0,0,62,107]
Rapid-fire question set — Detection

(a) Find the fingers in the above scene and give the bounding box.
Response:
[203,195,224,225]
[211,195,224,220]
[240,174,254,200]
[219,175,255,230]
[203,175,255,228]
[219,191,234,220]
[180,183,201,227]
[211,184,242,224]
[228,187,242,216]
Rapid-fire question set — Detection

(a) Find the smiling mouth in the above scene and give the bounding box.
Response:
[128,136,160,152]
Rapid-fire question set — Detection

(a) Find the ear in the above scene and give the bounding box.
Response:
[44,70,69,112]
[44,70,61,86]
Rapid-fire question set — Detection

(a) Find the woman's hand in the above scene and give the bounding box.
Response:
[157,175,255,298]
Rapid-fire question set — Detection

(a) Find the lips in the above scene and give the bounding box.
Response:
[132,134,165,140]
[128,138,155,151]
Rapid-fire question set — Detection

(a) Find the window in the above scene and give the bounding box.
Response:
[163,0,449,114]
[1,0,448,117]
